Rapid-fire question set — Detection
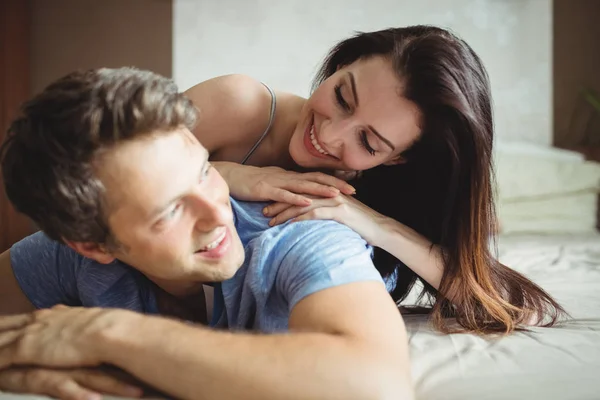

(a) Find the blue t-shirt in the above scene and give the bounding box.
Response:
[10,199,385,332]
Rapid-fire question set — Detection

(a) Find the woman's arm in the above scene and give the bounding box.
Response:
[213,161,355,206]
[264,195,445,290]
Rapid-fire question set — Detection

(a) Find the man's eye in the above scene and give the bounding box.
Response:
[201,164,213,180]
[165,204,182,220]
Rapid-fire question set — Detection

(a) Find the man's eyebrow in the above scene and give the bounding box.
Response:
[368,125,395,151]
[348,72,359,106]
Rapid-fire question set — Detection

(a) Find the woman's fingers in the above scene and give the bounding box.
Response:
[290,209,332,223]
[263,202,294,218]
[304,172,356,195]
[269,206,312,226]
[285,179,340,198]
[267,188,312,207]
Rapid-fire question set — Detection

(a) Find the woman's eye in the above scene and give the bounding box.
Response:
[359,131,377,156]
[334,84,351,112]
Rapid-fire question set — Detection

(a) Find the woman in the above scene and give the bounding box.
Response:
[185,25,566,333]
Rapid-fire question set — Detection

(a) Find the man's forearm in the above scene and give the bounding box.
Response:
[101,314,412,400]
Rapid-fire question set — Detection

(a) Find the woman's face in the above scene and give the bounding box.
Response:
[289,56,422,172]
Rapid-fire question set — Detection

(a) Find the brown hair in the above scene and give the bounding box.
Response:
[314,26,567,334]
[1,67,197,245]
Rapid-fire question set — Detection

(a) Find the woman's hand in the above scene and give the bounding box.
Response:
[213,162,356,206]
[263,194,391,247]
[0,366,143,400]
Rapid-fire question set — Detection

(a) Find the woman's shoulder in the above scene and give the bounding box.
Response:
[185,74,272,118]
[184,74,275,153]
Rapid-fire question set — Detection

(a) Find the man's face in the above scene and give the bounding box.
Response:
[96,128,245,296]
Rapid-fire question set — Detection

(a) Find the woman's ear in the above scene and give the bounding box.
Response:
[383,155,407,166]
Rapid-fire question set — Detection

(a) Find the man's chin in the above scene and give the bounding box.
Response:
[196,240,244,282]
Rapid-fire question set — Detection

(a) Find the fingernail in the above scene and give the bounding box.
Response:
[86,393,102,400]
[263,207,269,215]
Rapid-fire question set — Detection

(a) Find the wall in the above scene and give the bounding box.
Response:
[553,0,600,148]
[0,0,173,250]
[174,0,553,145]
[30,0,173,95]
[0,0,35,252]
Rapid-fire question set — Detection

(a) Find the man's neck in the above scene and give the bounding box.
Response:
[154,285,208,324]
[150,277,205,298]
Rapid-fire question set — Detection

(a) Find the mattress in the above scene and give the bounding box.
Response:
[2,233,599,400]
[408,232,600,400]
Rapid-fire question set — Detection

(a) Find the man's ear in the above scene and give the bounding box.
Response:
[65,241,116,264]
[383,155,407,166]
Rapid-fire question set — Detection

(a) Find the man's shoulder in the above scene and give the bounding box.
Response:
[260,220,380,311]
[230,198,271,243]
[10,231,155,311]
[10,231,137,280]
[11,231,82,265]
[271,219,368,260]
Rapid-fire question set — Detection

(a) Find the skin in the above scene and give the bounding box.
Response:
[0,128,414,400]
[287,56,421,171]
[185,55,445,291]
[85,128,245,297]
[187,56,422,171]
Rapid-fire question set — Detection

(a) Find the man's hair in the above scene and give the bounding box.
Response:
[0,67,197,245]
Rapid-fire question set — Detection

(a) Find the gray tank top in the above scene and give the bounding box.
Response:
[240,83,277,165]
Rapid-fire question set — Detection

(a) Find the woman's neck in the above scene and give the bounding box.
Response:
[253,92,306,170]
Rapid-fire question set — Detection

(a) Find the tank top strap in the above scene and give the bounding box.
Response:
[240,83,277,165]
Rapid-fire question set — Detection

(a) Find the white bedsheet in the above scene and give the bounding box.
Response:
[2,234,599,400]
[408,233,600,400]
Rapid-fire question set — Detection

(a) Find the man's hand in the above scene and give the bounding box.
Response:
[0,306,138,369]
[0,366,143,400]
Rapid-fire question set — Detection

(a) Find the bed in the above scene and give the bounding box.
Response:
[2,144,599,399]
[408,232,600,400]
[1,232,598,400]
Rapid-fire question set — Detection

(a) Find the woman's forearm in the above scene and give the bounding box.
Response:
[377,220,444,290]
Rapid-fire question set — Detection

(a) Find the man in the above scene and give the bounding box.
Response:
[0,68,413,400]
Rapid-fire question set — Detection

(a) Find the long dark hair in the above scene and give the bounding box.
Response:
[313,26,566,334]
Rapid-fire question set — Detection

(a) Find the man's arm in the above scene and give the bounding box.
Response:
[100,281,412,400]
[0,282,413,400]
[0,250,35,314]
[0,232,81,315]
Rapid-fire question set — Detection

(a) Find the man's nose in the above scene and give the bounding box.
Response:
[190,190,230,232]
